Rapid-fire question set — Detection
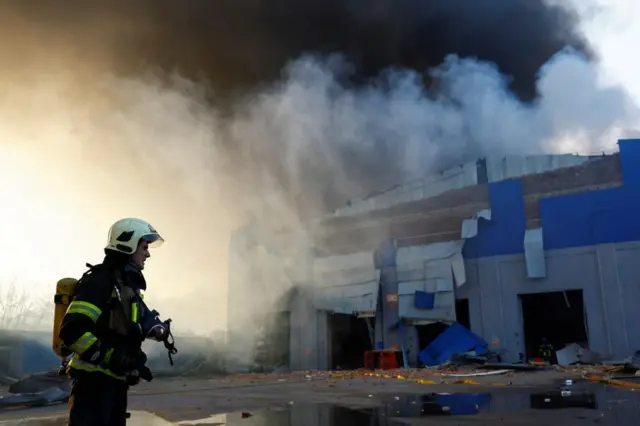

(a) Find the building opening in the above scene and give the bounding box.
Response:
[415,322,450,367]
[455,299,471,330]
[520,290,588,363]
[330,313,373,370]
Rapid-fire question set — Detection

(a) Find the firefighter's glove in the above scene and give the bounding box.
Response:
[102,347,143,376]
[126,366,153,385]
[126,374,140,386]
[125,353,153,385]
[137,365,154,382]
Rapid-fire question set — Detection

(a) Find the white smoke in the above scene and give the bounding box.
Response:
[234,47,636,190]
[549,0,640,110]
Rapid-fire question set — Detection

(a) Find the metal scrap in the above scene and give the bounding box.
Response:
[441,369,511,378]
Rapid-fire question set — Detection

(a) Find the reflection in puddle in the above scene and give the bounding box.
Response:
[5,384,640,425]
[174,412,226,425]
[121,386,640,426]
[530,389,597,410]
[380,392,493,417]
[161,386,640,426]
[380,388,599,418]
[129,410,288,426]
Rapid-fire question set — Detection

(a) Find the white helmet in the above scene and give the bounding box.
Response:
[105,218,164,254]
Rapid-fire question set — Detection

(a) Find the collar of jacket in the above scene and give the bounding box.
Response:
[102,253,148,291]
[124,262,147,291]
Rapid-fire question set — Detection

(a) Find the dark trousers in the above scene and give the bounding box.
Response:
[68,373,129,426]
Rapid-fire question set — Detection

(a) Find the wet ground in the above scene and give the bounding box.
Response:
[1,373,639,425]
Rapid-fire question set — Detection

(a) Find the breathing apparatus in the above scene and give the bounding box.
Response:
[139,305,178,365]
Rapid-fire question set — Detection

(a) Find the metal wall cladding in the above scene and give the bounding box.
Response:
[485,154,590,183]
[312,251,379,314]
[328,153,592,219]
[396,241,464,324]
[330,161,479,217]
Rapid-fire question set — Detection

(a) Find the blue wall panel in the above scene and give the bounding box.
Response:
[539,139,640,250]
[540,186,640,250]
[463,179,526,259]
[463,139,640,258]
[619,139,640,185]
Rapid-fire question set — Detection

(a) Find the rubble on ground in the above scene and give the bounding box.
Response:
[0,371,70,409]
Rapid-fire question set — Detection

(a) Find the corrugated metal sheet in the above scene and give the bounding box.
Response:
[461,209,492,239]
[312,251,379,314]
[331,161,478,217]
[329,154,592,219]
[314,281,379,315]
[485,154,590,183]
[396,241,465,323]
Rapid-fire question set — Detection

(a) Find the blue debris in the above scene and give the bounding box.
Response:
[433,393,492,415]
[418,322,488,366]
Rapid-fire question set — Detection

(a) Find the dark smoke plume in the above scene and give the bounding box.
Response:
[2,0,587,100]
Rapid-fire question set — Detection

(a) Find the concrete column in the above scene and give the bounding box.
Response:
[380,267,401,350]
[374,239,399,350]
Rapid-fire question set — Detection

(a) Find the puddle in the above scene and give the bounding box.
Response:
[145,386,640,425]
[381,389,599,417]
[4,383,640,425]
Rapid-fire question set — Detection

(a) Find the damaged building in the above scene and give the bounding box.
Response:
[227,138,640,371]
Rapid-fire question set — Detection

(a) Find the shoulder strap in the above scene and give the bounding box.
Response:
[110,269,144,337]
[78,262,107,280]
[112,269,125,300]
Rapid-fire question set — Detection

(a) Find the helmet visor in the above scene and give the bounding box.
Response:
[141,233,165,248]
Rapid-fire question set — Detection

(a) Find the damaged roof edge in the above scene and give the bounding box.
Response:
[328,153,608,220]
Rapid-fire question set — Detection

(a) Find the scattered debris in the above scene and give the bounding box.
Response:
[0,377,17,386]
[0,370,71,410]
[8,371,69,394]
[0,386,69,409]
[556,343,602,366]
[441,369,510,378]
[480,363,544,371]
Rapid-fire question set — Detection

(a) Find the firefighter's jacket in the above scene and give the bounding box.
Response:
[59,255,149,381]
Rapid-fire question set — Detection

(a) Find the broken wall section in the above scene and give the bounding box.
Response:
[396,241,466,324]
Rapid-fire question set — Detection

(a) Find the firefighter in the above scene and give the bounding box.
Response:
[537,337,555,364]
[59,218,166,426]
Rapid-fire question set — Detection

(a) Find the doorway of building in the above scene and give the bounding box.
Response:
[415,322,450,367]
[455,299,471,330]
[520,290,588,362]
[330,313,373,370]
